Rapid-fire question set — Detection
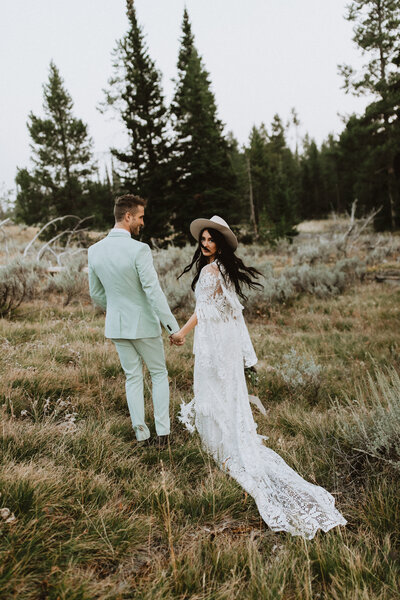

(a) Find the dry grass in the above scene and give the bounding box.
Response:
[295,217,350,234]
[1,278,400,599]
[1,222,400,598]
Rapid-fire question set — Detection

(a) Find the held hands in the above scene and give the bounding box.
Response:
[169,331,185,346]
[169,314,196,347]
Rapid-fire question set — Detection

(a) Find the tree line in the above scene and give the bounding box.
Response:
[15,0,400,244]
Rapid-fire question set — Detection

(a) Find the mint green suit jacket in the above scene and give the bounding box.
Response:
[88,231,179,339]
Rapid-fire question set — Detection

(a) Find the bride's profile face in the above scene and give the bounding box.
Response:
[200,229,217,262]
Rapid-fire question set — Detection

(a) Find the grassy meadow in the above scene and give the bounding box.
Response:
[1,220,400,599]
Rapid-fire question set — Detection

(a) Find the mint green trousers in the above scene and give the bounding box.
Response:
[112,336,170,441]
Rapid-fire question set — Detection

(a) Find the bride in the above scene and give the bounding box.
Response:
[172,215,346,539]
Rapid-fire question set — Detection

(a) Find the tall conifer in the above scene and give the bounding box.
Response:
[247,124,270,228]
[246,118,299,241]
[339,0,400,228]
[170,9,238,242]
[103,0,170,241]
[299,138,325,219]
[15,62,94,226]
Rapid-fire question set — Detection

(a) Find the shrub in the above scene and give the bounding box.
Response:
[46,254,88,306]
[287,258,365,296]
[293,238,341,265]
[245,257,366,313]
[1,237,368,314]
[363,234,400,265]
[275,348,322,390]
[152,244,194,277]
[159,269,194,311]
[0,259,43,316]
[337,367,400,471]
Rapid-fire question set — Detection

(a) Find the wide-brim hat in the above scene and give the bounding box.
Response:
[189,215,238,251]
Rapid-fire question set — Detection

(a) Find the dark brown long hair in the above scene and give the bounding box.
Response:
[178,227,263,301]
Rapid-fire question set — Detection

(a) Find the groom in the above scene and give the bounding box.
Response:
[88,194,183,447]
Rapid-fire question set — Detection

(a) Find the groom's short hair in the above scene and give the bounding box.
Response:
[114,194,147,222]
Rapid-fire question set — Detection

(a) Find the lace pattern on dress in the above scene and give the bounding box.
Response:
[193,261,257,369]
[179,260,347,539]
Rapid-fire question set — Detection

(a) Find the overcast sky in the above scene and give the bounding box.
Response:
[1,0,371,195]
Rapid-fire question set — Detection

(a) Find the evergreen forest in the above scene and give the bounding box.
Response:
[14,0,400,243]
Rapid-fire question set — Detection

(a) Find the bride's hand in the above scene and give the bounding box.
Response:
[170,331,185,346]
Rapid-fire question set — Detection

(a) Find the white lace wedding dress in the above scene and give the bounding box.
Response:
[179,261,347,539]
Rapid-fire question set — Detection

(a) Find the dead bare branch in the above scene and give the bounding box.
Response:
[57,248,88,266]
[348,206,382,247]
[36,230,77,262]
[339,202,382,255]
[342,200,358,241]
[0,218,11,229]
[64,215,94,248]
[23,214,94,267]
[23,215,81,257]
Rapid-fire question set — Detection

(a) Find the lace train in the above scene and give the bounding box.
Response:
[179,261,346,539]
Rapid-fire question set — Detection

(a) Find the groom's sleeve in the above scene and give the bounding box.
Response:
[136,244,179,335]
[88,263,107,311]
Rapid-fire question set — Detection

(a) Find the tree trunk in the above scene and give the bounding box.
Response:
[246,156,258,240]
[376,0,396,228]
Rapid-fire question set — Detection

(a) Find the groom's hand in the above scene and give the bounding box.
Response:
[170,332,185,346]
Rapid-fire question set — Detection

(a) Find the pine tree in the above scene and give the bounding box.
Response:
[337,112,388,224]
[247,124,270,228]
[103,0,171,242]
[225,132,249,223]
[169,8,238,243]
[266,115,299,239]
[15,61,95,227]
[339,0,400,228]
[247,117,299,241]
[299,137,325,219]
[85,172,115,230]
[319,135,343,214]
[0,184,14,220]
